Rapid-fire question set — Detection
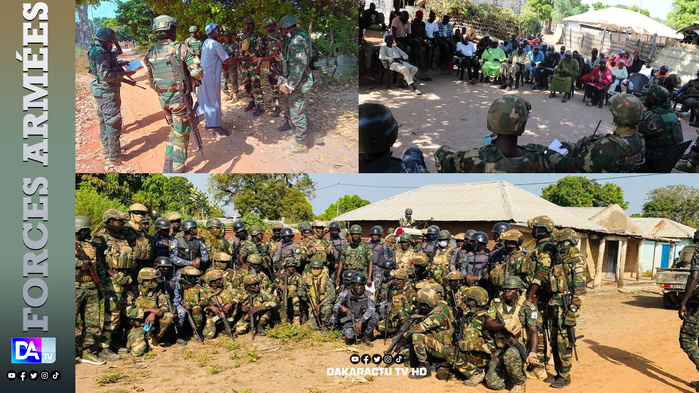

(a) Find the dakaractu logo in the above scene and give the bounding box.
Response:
[11,338,56,364]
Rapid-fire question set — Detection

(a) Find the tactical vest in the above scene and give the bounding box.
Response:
[368,241,388,267]
[686,79,699,95]
[104,235,135,270]
[646,106,682,153]
[131,232,153,261]
[88,44,121,85]
[306,274,329,304]
[546,257,579,295]
[433,247,452,268]
[491,298,527,349]
[176,236,202,261]
[460,309,491,353]
[132,292,159,326]
[329,237,346,261]
[420,241,437,261]
[76,241,98,283]
[608,133,645,171]
[348,290,370,320]
[146,40,185,93]
[344,243,369,273]
[479,144,548,173]
[452,249,469,271]
[396,247,415,270]
[183,285,203,307]
[307,238,328,263]
[153,234,171,257]
[464,253,489,277]
[281,28,311,77]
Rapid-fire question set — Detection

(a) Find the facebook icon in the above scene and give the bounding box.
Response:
[11,338,56,364]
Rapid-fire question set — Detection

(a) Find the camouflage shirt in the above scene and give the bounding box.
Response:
[435,144,550,173]
[274,270,304,298]
[547,248,587,308]
[238,240,270,261]
[486,295,536,348]
[300,236,332,264]
[530,239,556,288]
[200,285,238,316]
[547,129,645,173]
[638,104,683,162]
[124,288,170,326]
[235,289,278,313]
[282,27,314,93]
[184,36,203,57]
[240,30,264,67]
[200,229,233,258]
[410,303,454,345]
[433,247,456,269]
[88,43,124,93]
[181,284,206,310]
[300,272,337,307]
[690,246,699,272]
[222,40,240,58]
[144,39,203,94]
[340,241,373,276]
[262,31,282,63]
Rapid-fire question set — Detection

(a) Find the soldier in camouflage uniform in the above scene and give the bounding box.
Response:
[483,276,539,393]
[411,252,431,285]
[331,273,378,346]
[436,95,550,173]
[235,274,278,336]
[200,269,238,339]
[394,233,417,270]
[336,225,373,287]
[300,220,333,274]
[650,73,682,96]
[679,229,699,388]
[88,26,134,161]
[260,17,284,117]
[75,216,112,364]
[327,221,347,281]
[123,203,154,275]
[451,286,492,386]
[638,84,683,171]
[208,252,241,289]
[167,212,183,236]
[124,268,175,356]
[239,17,265,116]
[367,226,392,291]
[238,225,274,277]
[201,218,232,258]
[278,14,316,153]
[399,208,415,227]
[94,209,134,358]
[420,225,440,262]
[300,259,337,329]
[445,270,468,311]
[674,69,699,128]
[490,229,532,296]
[243,254,274,292]
[544,93,646,173]
[171,219,209,332]
[273,227,300,274]
[145,16,203,173]
[221,31,240,101]
[406,287,454,379]
[274,257,304,324]
[433,230,456,269]
[185,26,202,59]
[178,266,206,336]
[377,269,417,336]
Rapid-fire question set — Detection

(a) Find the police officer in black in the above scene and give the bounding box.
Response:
[420,225,440,261]
[272,227,299,275]
[462,231,491,287]
[170,219,209,333]
[327,221,347,281]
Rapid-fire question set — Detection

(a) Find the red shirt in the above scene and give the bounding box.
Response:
[587,66,613,90]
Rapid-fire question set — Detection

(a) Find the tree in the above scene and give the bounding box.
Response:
[75,0,102,49]
[208,174,316,222]
[642,185,699,227]
[116,0,157,46]
[667,0,699,30]
[541,176,628,209]
[319,195,371,220]
[526,0,554,20]
[552,0,589,23]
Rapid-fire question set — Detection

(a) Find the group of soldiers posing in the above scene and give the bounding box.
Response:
[75,205,586,391]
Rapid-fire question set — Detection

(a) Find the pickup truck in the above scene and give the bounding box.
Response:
[655,268,690,309]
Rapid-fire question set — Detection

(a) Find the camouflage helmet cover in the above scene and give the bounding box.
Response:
[166,212,182,221]
[94,26,117,41]
[250,225,264,236]
[528,215,554,232]
[609,93,644,125]
[75,216,92,232]
[213,252,232,262]
[446,270,464,281]
[272,222,284,230]
[203,269,224,283]
[501,229,524,245]
[262,16,277,26]
[188,25,197,32]
[412,252,429,266]
[486,95,530,135]
[416,287,439,308]
[279,14,299,29]
[554,228,579,245]
[312,220,326,228]
[283,257,299,267]
[501,275,525,291]
[298,222,311,232]
[644,84,670,105]
[137,267,160,283]
[102,209,125,223]
[454,233,466,241]
[666,74,682,89]
[309,259,323,268]
[181,266,202,276]
[438,230,451,240]
[243,274,260,285]
[398,233,412,243]
[392,269,409,281]
[247,254,262,265]
[465,286,489,307]
[206,218,223,228]
[152,15,179,33]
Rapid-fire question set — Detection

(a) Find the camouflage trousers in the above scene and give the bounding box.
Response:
[288,89,307,144]
[680,97,699,117]
[234,311,272,334]
[500,62,524,81]
[100,276,129,349]
[412,332,448,363]
[307,302,334,330]
[547,305,573,382]
[449,348,490,379]
[126,314,174,357]
[75,283,101,352]
[280,295,301,321]
[687,137,699,166]
[535,302,547,364]
[265,68,281,108]
[376,312,409,335]
[342,312,378,340]
[680,300,699,371]
[158,92,191,173]
[93,88,122,160]
[202,309,235,339]
[486,347,526,389]
[372,267,386,295]
[242,66,263,106]
[222,64,239,94]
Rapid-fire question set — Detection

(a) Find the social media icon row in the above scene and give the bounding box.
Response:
[349,353,404,365]
[7,370,60,381]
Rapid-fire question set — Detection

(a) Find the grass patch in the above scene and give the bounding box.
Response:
[96,369,124,386]
[266,322,312,343]
[229,352,240,361]
[310,329,343,343]
[224,341,241,351]
[180,348,192,359]
[134,370,151,378]
[244,347,259,363]
[207,364,224,375]
[308,389,323,393]
[197,353,210,367]
[143,351,156,360]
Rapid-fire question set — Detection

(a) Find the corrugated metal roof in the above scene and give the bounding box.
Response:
[334,181,610,233]
[629,217,695,239]
[563,7,682,39]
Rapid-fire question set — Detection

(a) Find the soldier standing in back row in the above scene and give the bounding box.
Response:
[171,219,209,333]
[240,17,265,117]
[185,26,203,59]
[221,31,240,101]
[273,227,300,274]
[144,15,203,173]
[336,225,373,287]
[88,26,135,162]
[123,203,154,275]
[260,17,284,118]
[327,221,347,281]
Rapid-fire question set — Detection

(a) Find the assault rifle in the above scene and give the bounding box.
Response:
[175,45,205,160]
[447,312,467,381]
[384,314,425,357]
[249,294,257,341]
[340,296,359,345]
[210,294,235,340]
[301,280,326,332]
[75,243,102,297]
[122,75,146,89]
[183,306,204,342]
[160,281,178,334]
[575,120,602,154]
[494,311,539,378]
[283,274,289,323]
[384,285,392,345]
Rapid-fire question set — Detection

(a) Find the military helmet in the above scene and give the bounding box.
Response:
[644,84,670,105]
[502,275,525,291]
[349,224,362,235]
[207,218,223,228]
[412,252,429,266]
[454,233,466,241]
[528,215,554,232]
[250,225,264,236]
[280,227,294,237]
[203,269,224,283]
[279,14,299,29]
[137,267,160,283]
[310,259,323,269]
[492,222,511,236]
[154,217,171,231]
[312,220,326,228]
[351,272,367,285]
[342,270,355,284]
[129,203,148,214]
[486,95,530,135]
[359,103,398,157]
[232,220,246,233]
[426,225,440,236]
[388,227,395,235]
[438,230,451,240]
[666,74,682,89]
[213,252,232,262]
[188,25,197,33]
[242,17,255,24]
[609,93,644,126]
[328,221,341,231]
[262,16,277,26]
[247,254,262,265]
[416,287,439,308]
[405,208,413,215]
[298,222,311,232]
[398,233,412,243]
[501,229,524,246]
[471,231,489,244]
[182,219,198,232]
[446,270,464,281]
[554,228,579,245]
[382,259,397,270]
[75,216,92,232]
[283,257,298,267]
[243,274,260,285]
[272,222,284,230]
[464,229,476,240]
[465,286,489,307]
[369,226,383,236]
[167,212,182,221]
[154,256,172,268]
[392,269,409,281]
[152,15,179,33]
[181,266,202,276]
[94,26,117,42]
[102,209,125,223]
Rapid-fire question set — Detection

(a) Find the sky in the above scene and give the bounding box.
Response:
[174,173,697,217]
[580,0,673,20]
[87,2,117,20]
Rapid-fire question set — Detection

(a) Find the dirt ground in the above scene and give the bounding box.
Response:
[76,286,699,393]
[75,49,358,174]
[359,72,699,173]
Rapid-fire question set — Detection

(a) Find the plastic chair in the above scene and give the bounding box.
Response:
[626,73,649,96]
[378,60,399,89]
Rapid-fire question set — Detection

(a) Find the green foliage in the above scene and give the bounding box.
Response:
[75,188,127,232]
[208,174,316,222]
[266,322,312,342]
[552,0,589,23]
[590,4,651,17]
[541,176,628,209]
[642,185,699,227]
[116,0,157,46]
[525,0,554,20]
[101,18,134,42]
[319,195,370,220]
[667,0,699,30]
[240,212,270,232]
[96,369,124,385]
[207,364,224,375]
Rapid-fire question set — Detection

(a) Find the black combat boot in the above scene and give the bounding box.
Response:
[550,376,570,388]
[361,333,373,347]
[252,106,265,117]
[272,106,281,118]
[278,117,292,132]
[244,101,255,112]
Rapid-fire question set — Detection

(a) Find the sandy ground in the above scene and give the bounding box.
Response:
[76,285,699,393]
[75,49,358,174]
[359,72,699,173]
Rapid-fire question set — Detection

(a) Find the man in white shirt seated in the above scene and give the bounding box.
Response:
[379,34,421,95]
[455,34,478,82]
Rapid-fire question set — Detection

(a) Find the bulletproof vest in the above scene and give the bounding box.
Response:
[491,298,527,348]
[460,309,491,354]
[329,237,346,261]
[452,248,469,271]
[130,231,153,261]
[344,243,369,272]
[420,241,437,261]
[153,233,171,257]
[547,257,576,295]
[75,241,97,283]
[396,247,414,270]
[307,238,328,262]
[348,290,370,320]
[489,242,507,266]
[433,247,451,268]
[132,291,159,325]
[146,40,185,93]
[176,236,202,262]
[464,253,489,277]
[368,241,388,266]
[103,234,135,270]
[687,79,699,95]
[265,33,282,57]
[479,144,548,173]
[608,133,645,170]
[645,106,683,153]
[306,274,328,303]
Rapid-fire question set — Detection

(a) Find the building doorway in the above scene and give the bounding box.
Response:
[605,240,620,279]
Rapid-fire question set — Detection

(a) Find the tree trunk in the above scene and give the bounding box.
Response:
[76,3,91,50]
